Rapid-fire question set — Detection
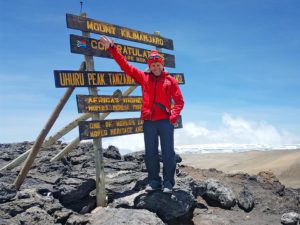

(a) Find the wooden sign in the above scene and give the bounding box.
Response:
[54,70,185,87]
[66,14,174,50]
[70,34,175,68]
[76,95,142,113]
[79,116,183,139]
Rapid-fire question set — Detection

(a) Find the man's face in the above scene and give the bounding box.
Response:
[150,62,164,76]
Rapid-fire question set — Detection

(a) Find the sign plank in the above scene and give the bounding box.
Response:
[79,116,183,139]
[76,95,142,113]
[70,34,175,68]
[54,70,185,87]
[66,14,174,50]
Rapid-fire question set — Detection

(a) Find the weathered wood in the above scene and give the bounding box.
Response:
[14,89,75,190]
[66,13,174,50]
[43,113,92,147]
[0,63,86,172]
[70,34,176,68]
[79,116,183,139]
[12,62,86,189]
[49,112,107,162]
[1,84,140,172]
[54,70,185,87]
[81,13,107,207]
[49,87,138,162]
[76,95,142,113]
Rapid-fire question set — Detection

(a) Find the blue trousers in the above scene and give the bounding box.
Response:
[143,119,176,187]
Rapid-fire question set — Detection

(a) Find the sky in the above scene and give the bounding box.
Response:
[1,0,300,151]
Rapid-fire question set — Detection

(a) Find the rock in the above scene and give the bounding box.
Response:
[124,151,145,162]
[1,143,300,225]
[91,207,164,225]
[104,158,143,171]
[53,208,73,224]
[124,150,182,163]
[134,190,195,223]
[53,177,95,205]
[175,174,195,193]
[257,171,285,195]
[281,212,300,225]
[237,187,255,212]
[0,183,16,203]
[103,145,122,160]
[204,179,236,209]
[190,179,207,197]
[14,206,56,225]
[66,213,90,225]
[109,190,145,208]
[105,171,147,200]
[0,189,45,218]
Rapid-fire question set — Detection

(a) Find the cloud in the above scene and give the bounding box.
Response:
[102,133,144,154]
[1,112,299,155]
[101,113,300,155]
[175,113,300,146]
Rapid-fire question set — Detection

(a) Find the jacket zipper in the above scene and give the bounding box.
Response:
[150,76,158,120]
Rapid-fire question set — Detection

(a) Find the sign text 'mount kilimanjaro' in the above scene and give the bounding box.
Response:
[66,14,173,50]
[76,95,142,113]
[79,116,183,139]
[70,34,175,68]
[54,70,185,87]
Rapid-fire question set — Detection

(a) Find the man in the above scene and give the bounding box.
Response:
[100,36,184,193]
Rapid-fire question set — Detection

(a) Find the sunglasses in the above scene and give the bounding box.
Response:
[148,55,162,60]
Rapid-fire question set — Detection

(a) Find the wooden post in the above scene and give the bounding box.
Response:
[154,31,162,52]
[81,13,106,207]
[13,63,86,189]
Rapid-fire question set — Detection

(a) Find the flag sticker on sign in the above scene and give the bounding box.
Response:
[77,40,87,48]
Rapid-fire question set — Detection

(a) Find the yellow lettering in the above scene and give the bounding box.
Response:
[132,104,142,110]
[109,127,133,136]
[59,72,85,86]
[89,129,108,138]
[91,40,97,49]
[96,73,106,85]
[119,28,164,46]
[86,21,116,35]
[135,126,143,133]
[87,72,96,85]
[116,119,135,127]
[89,122,100,129]
[105,121,113,128]
[174,75,183,83]
[87,97,97,103]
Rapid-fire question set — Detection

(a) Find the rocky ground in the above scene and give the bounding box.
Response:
[0,141,299,225]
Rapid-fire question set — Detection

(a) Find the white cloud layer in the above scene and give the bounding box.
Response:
[175,113,300,146]
[101,113,300,154]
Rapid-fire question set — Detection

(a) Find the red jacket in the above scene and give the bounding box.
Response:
[108,46,184,123]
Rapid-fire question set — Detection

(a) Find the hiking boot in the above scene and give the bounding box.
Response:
[163,182,173,194]
[145,184,161,192]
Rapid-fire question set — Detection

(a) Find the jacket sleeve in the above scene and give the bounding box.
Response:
[108,45,145,85]
[170,79,184,124]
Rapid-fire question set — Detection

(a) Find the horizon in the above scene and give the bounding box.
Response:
[1,0,300,149]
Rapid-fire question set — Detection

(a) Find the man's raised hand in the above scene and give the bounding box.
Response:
[99,36,114,49]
